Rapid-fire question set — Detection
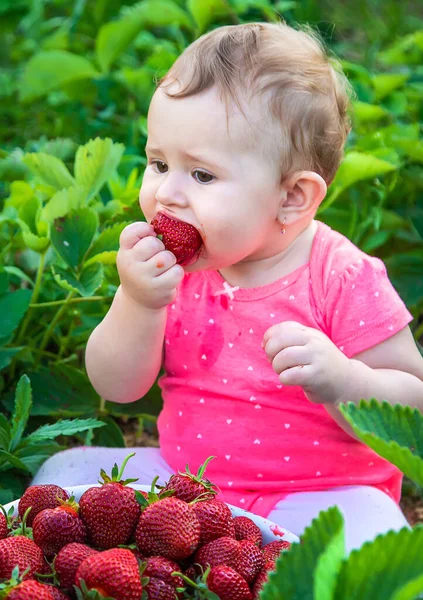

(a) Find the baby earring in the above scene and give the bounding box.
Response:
[281,218,287,234]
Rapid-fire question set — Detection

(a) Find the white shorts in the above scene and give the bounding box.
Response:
[32,446,410,553]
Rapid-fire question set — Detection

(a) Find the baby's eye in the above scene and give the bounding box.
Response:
[193,170,215,184]
[152,160,168,174]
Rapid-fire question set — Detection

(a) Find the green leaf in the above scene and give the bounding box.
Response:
[40,186,88,224]
[74,138,125,201]
[0,290,32,340]
[260,507,345,600]
[0,348,23,371]
[95,0,191,72]
[1,366,100,418]
[19,50,100,102]
[3,267,34,288]
[372,74,409,101]
[0,449,30,473]
[84,251,118,266]
[353,101,390,123]
[18,220,50,252]
[391,574,423,600]
[187,0,231,32]
[334,527,423,599]
[0,414,11,450]
[85,221,130,261]
[385,251,423,309]
[10,375,32,452]
[22,153,75,189]
[26,418,105,443]
[339,401,423,487]
[397,141,423,164]
[50,208,99,270]
[91,416,126,448]
[52,263,104,297]
[320,152,397,212]
[15,441,63,476]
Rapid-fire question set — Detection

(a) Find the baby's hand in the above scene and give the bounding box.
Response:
[262,321,351,405]
[116,222,185,310]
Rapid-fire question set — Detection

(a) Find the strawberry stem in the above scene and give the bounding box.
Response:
[117,452,136,481]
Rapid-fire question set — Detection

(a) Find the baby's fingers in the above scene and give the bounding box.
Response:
[119,221,155,250]
[271,346,310,375]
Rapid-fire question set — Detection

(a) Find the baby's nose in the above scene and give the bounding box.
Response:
[155,172,189,208]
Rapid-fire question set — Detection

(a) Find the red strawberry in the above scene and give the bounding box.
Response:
[262,539,291,562]
[207,565,252,600]
[234,540,265,584]
[54,543,98,591]
[194,536,240,572]
[151,212,203,266]
[18,485,69,527]
[233,516,263,547]
[75,548,142,600]
[0,536,44,580]
[251,560,276,599]
[142,578,178,600]
[135,480,200,561]
[142,556,184,591]
[5,580,55,599]
[159,456,218,502]
[192,498,235,544]
[44,587,70,600]
[0,511,8,539]
[78,453,141,549]
[32,499,87,556]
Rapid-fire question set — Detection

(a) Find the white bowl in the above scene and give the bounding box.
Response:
[5,484,299,545]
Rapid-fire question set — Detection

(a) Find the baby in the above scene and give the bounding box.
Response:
[33,22,423,552]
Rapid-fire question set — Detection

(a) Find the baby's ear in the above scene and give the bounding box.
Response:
[277,171,327,224]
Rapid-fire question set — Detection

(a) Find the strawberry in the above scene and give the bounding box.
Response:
[207,565,252,600]
[54,543,98,591]
[192,498,235,544]
[135,478,200,561]
[194,536,240,572]
[151,212,203,266]
[75,548,142,600]
[32,498,87,557]
[233,516,263,547]
[142,577,178,599]
[78,453,141,549]
[251,560,275,599]
[4,580,55,599]
[0,536,44,580]
[262,539,291,562]
[141,556,184,591]
[44,587,70,600]
[233,540,265,584]
[159,456,218,503]
[0,510,8,540]
[18,485,69,527]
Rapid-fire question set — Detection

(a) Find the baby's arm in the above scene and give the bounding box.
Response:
[85,222,184,403]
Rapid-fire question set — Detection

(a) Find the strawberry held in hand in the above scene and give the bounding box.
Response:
[79,453,141,549]
[151,212,203,266]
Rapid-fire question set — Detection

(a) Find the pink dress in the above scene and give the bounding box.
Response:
[157,221,413,518]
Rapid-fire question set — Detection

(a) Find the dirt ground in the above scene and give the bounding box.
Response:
[122,420,423,527]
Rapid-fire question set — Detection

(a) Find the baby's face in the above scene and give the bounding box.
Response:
[139,85,284,272]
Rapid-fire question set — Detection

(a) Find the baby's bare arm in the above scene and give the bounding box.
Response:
[85,287,166,403]
[85,221,184,403]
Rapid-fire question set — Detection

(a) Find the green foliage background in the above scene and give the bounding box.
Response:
[0,0,422,502]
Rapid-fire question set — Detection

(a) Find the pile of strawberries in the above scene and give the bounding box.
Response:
[0,455,291,599]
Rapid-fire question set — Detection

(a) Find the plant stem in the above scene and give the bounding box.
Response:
[35,291,75,367]
[30,295,112,308]
[15,251,47,345]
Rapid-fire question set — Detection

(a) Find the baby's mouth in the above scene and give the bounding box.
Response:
[151,212,204,266]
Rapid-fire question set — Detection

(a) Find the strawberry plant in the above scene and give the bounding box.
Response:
[259,400,423,599]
